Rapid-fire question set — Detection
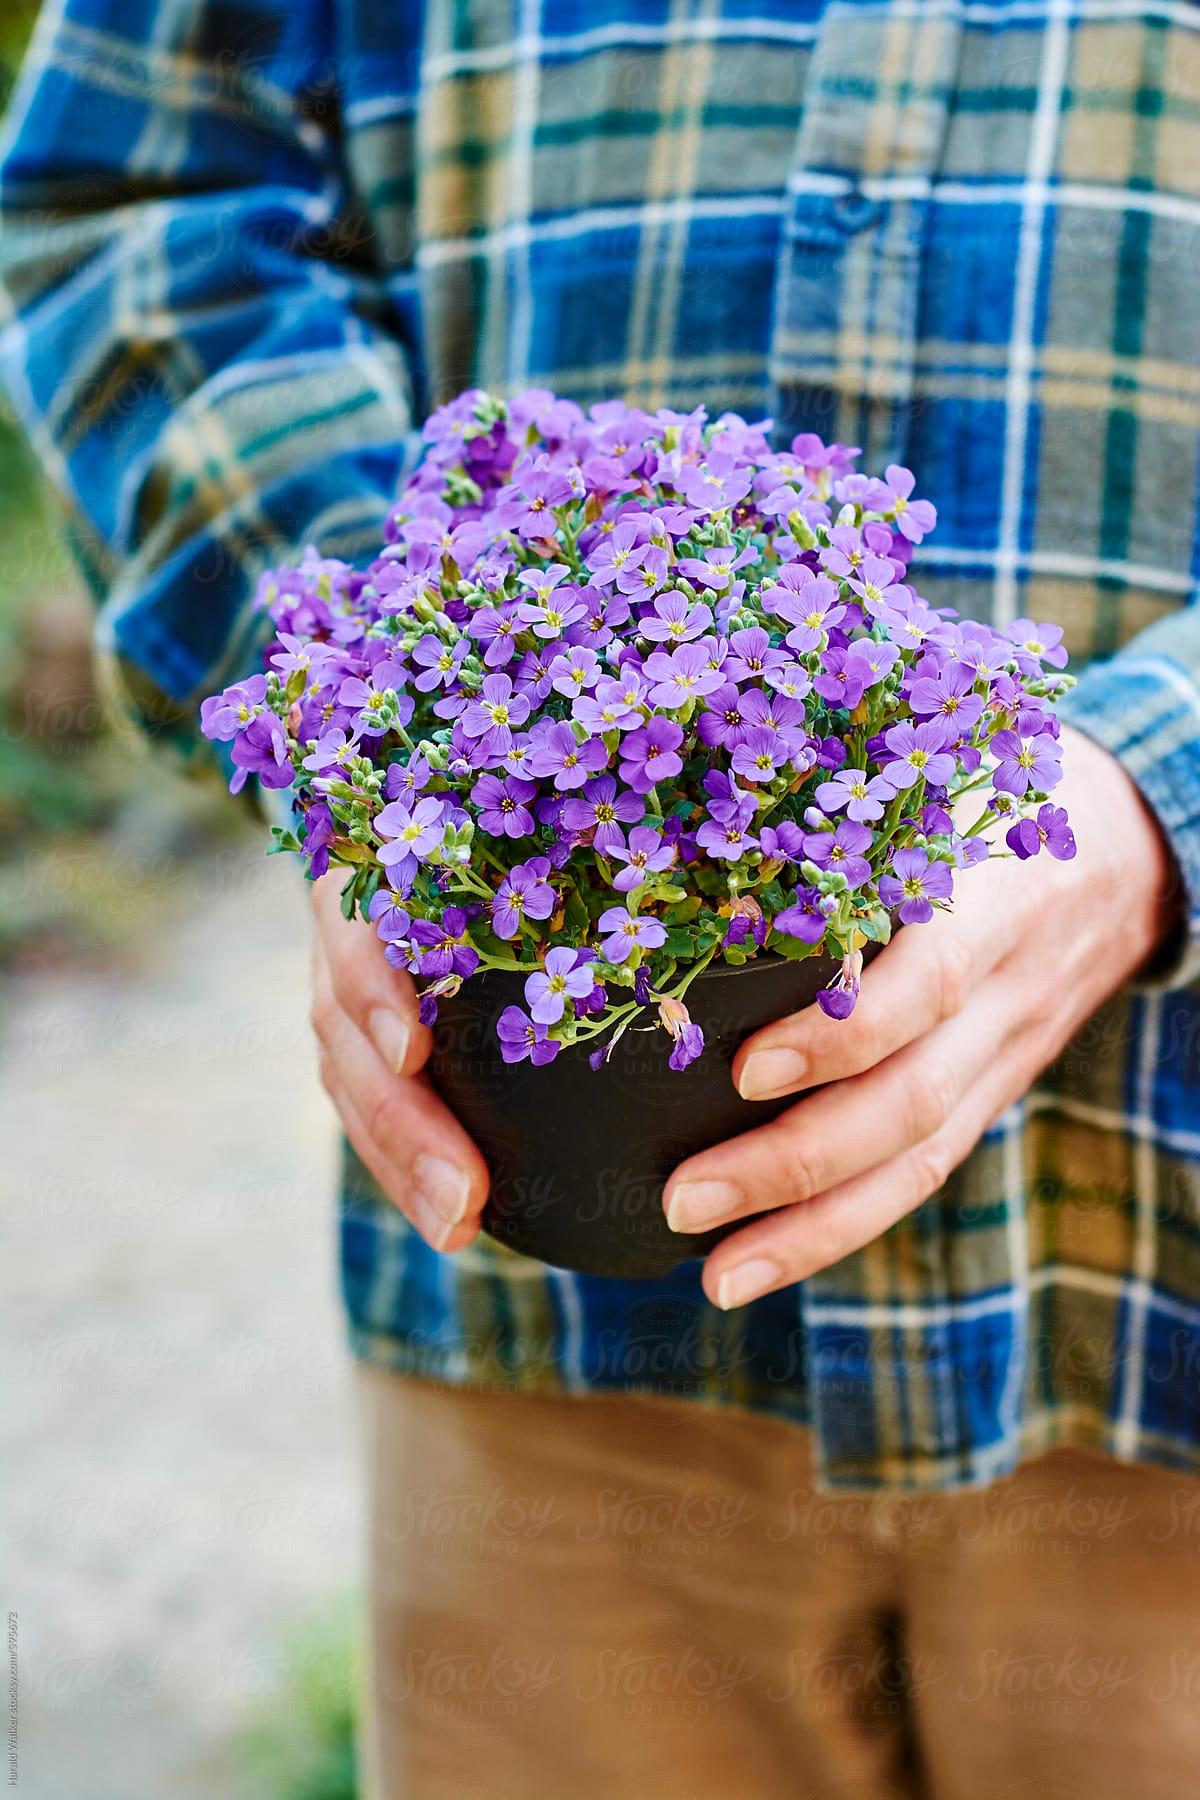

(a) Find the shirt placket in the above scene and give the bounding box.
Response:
[768,0,963,468]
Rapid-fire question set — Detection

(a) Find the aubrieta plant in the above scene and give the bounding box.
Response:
[202,389,1076,1072]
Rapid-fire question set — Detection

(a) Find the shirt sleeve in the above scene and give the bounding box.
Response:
[0,0,422,756]
[1058,590,1200,990]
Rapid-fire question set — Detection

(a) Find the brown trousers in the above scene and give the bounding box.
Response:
[356,1367,1200,1800]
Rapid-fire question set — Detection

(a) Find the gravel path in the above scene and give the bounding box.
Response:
[3,850,360,1799]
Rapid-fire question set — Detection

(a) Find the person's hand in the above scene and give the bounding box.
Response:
[310,873,488,1250]
[663,726,1179,1311]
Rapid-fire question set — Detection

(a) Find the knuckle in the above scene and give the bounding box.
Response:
[309,992,334,1046]
[903,1052,958,1141]
[773,1122,825,1204]
[936,936,974,1024]
[316,1050,337,1098]
[784,1143,825,1205]
[366,1084,408,1152]
[910,1132,954,1199]
[795,1202,852,1274]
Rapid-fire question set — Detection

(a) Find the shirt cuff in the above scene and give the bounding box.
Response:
[1058,651,1200,990]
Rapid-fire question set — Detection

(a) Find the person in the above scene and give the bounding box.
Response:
[4,3,1200,1795]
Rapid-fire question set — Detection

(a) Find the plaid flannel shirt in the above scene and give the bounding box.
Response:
[4,0,1200,1489]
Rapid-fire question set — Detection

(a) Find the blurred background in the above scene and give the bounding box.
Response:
[2,8,362,1796]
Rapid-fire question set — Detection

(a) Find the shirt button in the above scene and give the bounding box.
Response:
[832,186,880,233]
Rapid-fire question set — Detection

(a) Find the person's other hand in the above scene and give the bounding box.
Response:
[310,872,488,1250]
[663,726,1178,1311]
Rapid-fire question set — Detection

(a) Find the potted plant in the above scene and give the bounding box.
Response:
[202,390,1075,1279]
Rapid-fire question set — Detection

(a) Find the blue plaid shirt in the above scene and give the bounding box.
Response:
[4,0,1200,1488]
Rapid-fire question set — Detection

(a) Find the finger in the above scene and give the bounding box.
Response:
[312,956,488,1249]
[312,870,431,1076]
[733,902,1010,1102]
[667,971,1017,1234]
[699,1039,1033,1309]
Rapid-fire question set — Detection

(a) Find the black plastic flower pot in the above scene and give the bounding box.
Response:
[426,945,880,1280]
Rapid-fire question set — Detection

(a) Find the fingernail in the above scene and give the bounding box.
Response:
[666,1179,742,1234]
[738,1048,806,1100]
[370,1007,410,1074]
[716,1258,782,1310]
[412,1154,471,1230]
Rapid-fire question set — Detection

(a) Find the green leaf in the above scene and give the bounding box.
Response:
[563,889,590,942]
[767,930,818,963]
[857,910,893,945]
[664,926,697,959]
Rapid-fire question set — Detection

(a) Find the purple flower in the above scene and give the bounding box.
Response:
[1006,803,1077,861]
[864,464,937,543]
[696,683,751,751]
[575,669,647,733]
[549,646,601,698]
[880,720,958,791]
[471,772,538,838]
[597,907,668,963]
[813,648,867,712]
[302,727,359,776]
[695,812,758,861]
[817,950,865,1019]
[845,555,902,614]
[1007,618,1069,671]
[767,571,845,651]
[908,659,984,735]
[675,542,754,591]
[758,820,807,861]
[815,766,894,823]
[524,947,596,1024]
[610,826,676,892]
[511,468,573,540]
[618,715,684,795]
[585,517,648,587]
[668,1023,706,1072]
[461,673,531,752]
[375,795,446,885]
[803,819,873,888]
[516,566,586,638]
[470,602,521,667]
[878,846,954,924]
[561,775,643,850]
[990,728,1063,797]
[641,592,711,643]
[643,641,725,709]
[676,459,752,514]
[497,1004,561,1065]
[229,710,293,793]
[774,885,828,945]
[525,720,608,790]
[408,906,480,978]
[731,727,787,785]
[411,632,468,691]
[491,858,555,939]
[200,673,267,740]
[616,542,671,600]
[723,626,789,685]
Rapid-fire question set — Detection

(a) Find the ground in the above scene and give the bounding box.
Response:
[2,849,359,1799]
